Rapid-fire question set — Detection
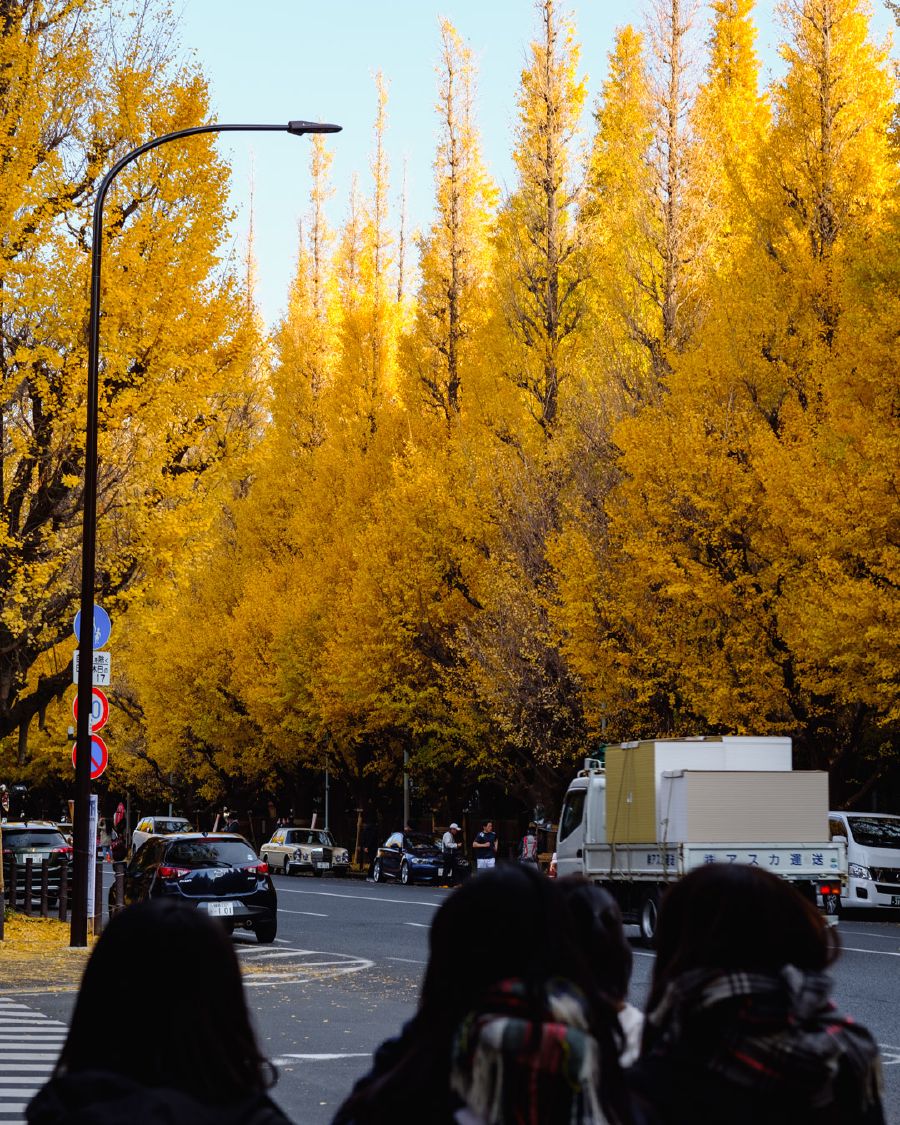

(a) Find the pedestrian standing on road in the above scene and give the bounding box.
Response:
[27,897,293,1125]
[441,822,461,883]
[472,819,497,871]
[628,863,885,1125]
[332,864,635,1125]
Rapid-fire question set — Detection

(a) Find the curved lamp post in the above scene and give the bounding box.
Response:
[72,120,341,946]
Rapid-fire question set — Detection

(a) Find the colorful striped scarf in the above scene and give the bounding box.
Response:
[449,979,610,1125]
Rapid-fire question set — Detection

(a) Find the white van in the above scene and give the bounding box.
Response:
[828,811,900,911]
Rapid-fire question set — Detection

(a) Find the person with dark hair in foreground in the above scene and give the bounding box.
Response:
[333,864,636,1124]
[629,863,885,1125]
[27,898,291,1125]
[559,879,643,1065]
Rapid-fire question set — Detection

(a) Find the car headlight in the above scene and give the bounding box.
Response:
[295,848,307,860]
[848,862,871,880]
[335,850,349,862]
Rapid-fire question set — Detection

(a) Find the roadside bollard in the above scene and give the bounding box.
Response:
[24,856,33,917]
[58,863,68,921]
[40,858,49,918]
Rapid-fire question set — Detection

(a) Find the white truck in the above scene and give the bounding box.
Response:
[556,736,846,942]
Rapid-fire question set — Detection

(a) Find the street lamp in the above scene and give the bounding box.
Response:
[72,119,341,947]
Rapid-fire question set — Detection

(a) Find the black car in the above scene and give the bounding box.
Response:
[1,822,73,903]
[108,833,277,943]
[372,831,448,885]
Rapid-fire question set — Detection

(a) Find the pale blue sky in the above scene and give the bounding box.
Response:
[176,1,896,326]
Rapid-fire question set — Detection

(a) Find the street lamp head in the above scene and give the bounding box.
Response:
[287,120,342,135]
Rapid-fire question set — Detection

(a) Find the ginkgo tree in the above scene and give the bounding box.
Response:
[0,0,263,772]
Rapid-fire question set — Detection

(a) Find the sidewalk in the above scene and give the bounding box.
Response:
[0,915,94,995]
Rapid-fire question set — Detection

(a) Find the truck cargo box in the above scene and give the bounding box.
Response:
[658,770,829,843]
[605,737,792,844]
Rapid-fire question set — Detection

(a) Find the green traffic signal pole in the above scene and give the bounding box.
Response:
[72,119,342,947]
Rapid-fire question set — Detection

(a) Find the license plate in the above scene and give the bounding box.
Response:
[892,896,900,907]
[207,901,234,916]
[316,862,330,870]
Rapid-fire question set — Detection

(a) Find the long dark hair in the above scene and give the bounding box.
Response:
[558,877,633,1006]
[55,898,274,1103]
[646,863,839,1016]
[335,864,630,1123]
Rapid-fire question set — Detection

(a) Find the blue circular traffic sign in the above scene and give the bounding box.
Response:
[74,606,112,649]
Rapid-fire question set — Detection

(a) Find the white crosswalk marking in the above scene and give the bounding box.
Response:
[0,998,65,1125]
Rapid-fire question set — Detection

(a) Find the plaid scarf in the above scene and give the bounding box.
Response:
[449,979,610,1125]
[646,965,883,1112]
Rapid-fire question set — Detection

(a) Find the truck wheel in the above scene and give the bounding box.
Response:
[639,888,661,946]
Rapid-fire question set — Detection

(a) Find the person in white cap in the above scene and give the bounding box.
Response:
[440,822,461,884]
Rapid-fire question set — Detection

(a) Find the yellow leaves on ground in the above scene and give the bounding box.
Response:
[0,914,94,993]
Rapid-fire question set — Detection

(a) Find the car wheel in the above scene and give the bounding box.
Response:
[372,859,383,883]
[400,860,412,886]
[639,887,661,947]
[254,918,277,943]
[282,855,290,875]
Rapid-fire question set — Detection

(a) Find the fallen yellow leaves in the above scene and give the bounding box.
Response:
[0,913,95,994]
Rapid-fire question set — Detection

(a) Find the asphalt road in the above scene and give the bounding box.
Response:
[8,870,900,1125]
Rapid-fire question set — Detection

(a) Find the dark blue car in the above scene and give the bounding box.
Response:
[372,831,445,885]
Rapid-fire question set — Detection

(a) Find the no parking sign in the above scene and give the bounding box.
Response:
[72,735,108,781]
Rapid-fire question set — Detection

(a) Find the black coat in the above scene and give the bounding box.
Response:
[27,1071,293,1125]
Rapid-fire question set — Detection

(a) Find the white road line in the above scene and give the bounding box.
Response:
[403,922,429,928]
[278,909,329,917]
[272,1053,371,1063]
[841,946,900,957]
[0,1103,28,1113]
[386,957,426,964]
[239,950,311,960]
[277,887,440,908]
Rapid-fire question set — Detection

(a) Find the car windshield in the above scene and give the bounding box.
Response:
[846,817,900,851]
[154,819,192,834]
[165,840,258,867]
[3,830,67,849]
[293,831,332,846]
